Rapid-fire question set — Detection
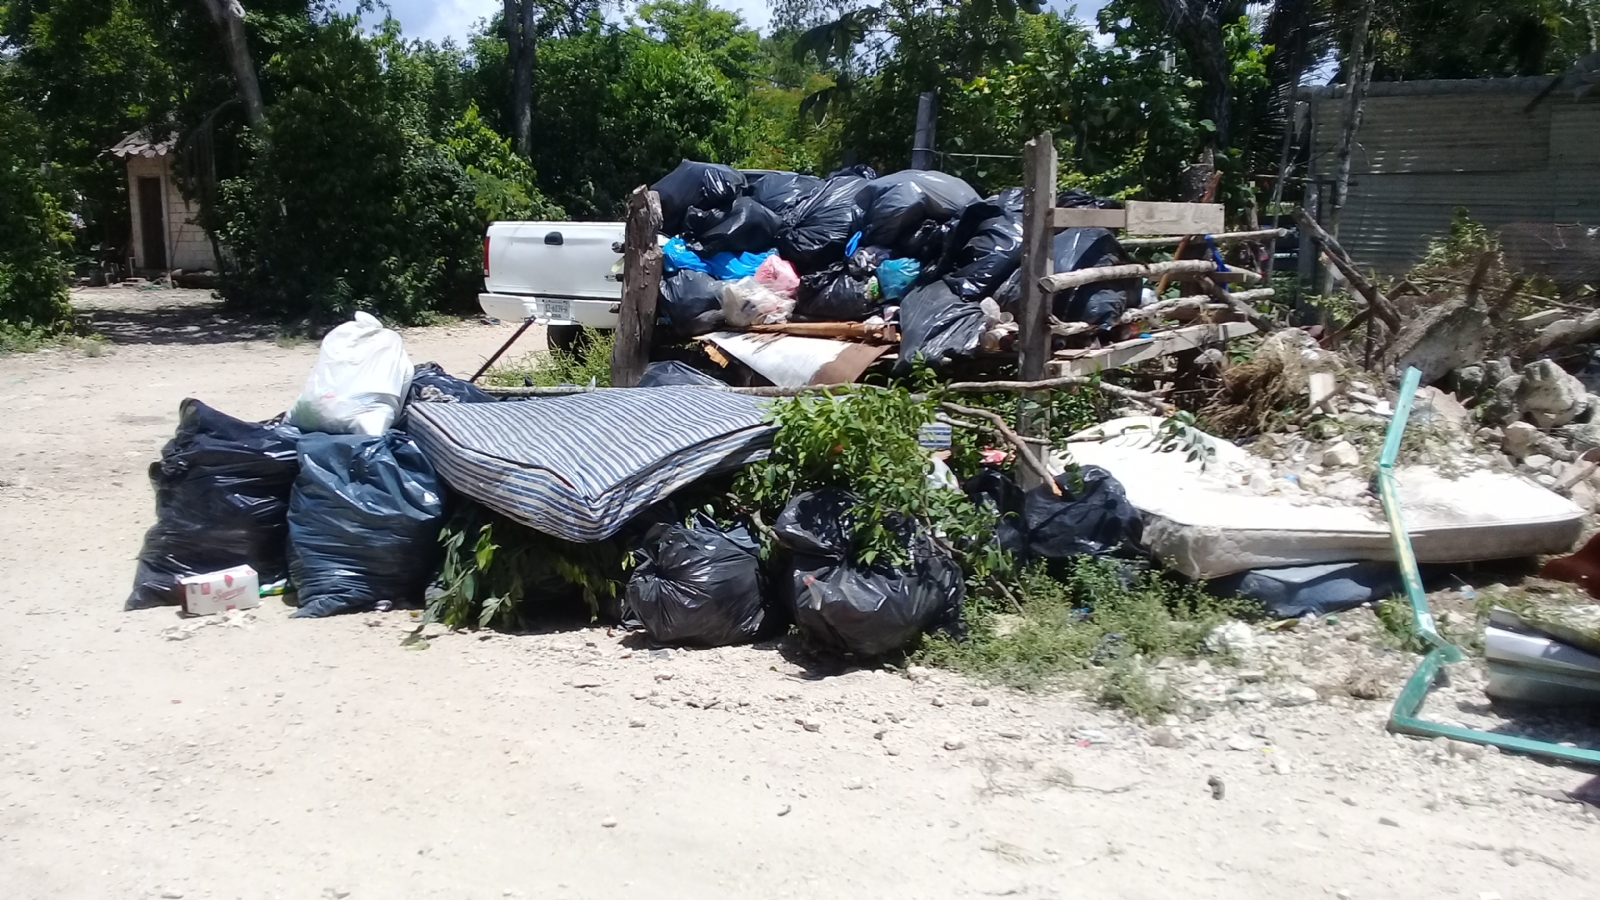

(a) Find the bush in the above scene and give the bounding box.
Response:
[214,20,560,327]
[0,105,73,343]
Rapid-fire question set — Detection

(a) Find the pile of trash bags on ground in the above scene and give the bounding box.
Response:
[125,307,1146,659]
[650,160,1145,367]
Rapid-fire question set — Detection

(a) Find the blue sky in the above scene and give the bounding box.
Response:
[335,1,1110,45]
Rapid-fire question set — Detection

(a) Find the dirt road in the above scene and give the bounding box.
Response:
[2,287,1595,899]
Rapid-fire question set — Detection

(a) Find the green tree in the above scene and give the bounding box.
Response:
[0,97,73,338]
[213,16,559,324]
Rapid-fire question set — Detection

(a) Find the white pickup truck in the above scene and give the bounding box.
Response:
[479,221,625,351]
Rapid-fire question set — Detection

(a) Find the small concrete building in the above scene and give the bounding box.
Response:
[109,131,217,275]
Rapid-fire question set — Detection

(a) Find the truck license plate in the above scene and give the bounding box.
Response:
[539,299,571,321]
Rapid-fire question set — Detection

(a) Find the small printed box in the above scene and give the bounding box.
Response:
[180,565,261,616]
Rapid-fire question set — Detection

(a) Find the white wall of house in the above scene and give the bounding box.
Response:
[126,154,217,272]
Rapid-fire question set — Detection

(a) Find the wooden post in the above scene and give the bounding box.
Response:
[1016,133,1056,489]
[911,92,938,170]
[1321,0,1373,296]
[610,186,663,388]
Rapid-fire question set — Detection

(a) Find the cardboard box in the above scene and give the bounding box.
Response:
[180,565,261,616]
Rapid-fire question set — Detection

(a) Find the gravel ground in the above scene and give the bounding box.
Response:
[1,286,1596,900]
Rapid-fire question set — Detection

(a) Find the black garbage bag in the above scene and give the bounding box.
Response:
[127,399,302,610]
[624,517,769,647]
[1052,228,1139,328]
[689,196,782,255]
[794,262,876,322]
[409,362,496,405]
[899,217,960,263]
[992,268,1022,313]
[681,204,729,240]
[287,432,446,617]
[964,468,1027,556]
[774,490,965,657]
[895,280,986,373]
[847,244,893,279]
[636,360,728,388]
[746,171,823,218]
[1057,188,1120,209]
[828,164,878,179]
[659,269,726,337]
[777,174,869,271]
[965,466,1142,564]
[653,160,747,234]
[857,171,981,251]
[944,188,1025,300]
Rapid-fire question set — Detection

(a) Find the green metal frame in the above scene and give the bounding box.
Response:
[1381,367,1600,766]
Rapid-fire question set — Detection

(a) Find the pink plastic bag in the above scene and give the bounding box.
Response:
[754,255,801,298]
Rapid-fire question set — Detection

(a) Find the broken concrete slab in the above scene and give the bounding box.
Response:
[1383,296,1490,386]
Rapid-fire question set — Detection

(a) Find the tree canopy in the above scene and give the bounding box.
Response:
[1,0,1595,329]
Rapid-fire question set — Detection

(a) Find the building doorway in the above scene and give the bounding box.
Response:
[137,176,167,270]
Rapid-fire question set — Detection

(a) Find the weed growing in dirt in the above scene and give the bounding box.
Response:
[1374,596,1426,653]
[916,558,1249,718]
[0,322,105,355]
[481,330,614,387]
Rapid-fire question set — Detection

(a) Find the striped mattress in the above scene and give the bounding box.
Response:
[405,388,774,542]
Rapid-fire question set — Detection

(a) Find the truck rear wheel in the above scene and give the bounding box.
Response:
[547,324,584,354]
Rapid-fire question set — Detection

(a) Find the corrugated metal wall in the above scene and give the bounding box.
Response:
[1308,79,1600,285]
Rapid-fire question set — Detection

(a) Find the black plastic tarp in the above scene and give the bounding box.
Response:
[895,280,986,372]
[777,175,868,272]
[287,432,446,617]
[659,269,726,337]
[857,171,980,253]
[624,517,769,646]
[774,490,964,657]
[653,160,747,234]
[127,399,302,610]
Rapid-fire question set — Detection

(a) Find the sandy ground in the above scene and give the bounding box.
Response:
[2,286,1597,900]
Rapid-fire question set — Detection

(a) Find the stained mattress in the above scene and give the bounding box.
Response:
[1061,417,1585,579]
[406,388,773,542]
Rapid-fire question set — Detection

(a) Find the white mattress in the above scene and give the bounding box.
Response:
[1060,418,1585,579]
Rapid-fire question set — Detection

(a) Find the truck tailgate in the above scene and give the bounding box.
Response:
[485,221,624,300]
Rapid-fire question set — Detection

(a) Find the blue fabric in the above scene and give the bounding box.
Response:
[405,388,775,543]
[876,258,921,300]
[663,237,709,274]
[845,231,862,257]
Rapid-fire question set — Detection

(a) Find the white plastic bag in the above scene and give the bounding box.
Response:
[288,312,413,435]
[721,276,795,328]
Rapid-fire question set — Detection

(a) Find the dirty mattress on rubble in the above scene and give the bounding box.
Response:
[405,388,774,542]
[1062,417,1586,579]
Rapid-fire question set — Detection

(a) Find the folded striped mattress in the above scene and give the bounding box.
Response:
[406,388,774,542]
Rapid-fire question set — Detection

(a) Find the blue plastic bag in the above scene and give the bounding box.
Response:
[663,237,710,274]
[705,249,774,280]
[876,258,921,301]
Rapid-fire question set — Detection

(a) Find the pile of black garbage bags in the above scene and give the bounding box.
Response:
[125,364,1144,659]
[651,160,1144,369]
[126,365,485,618]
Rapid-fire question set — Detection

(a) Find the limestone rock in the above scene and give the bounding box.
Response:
[1321,441,1360,468]
[1516,359,1588,429]
[1501,421,1539,459]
